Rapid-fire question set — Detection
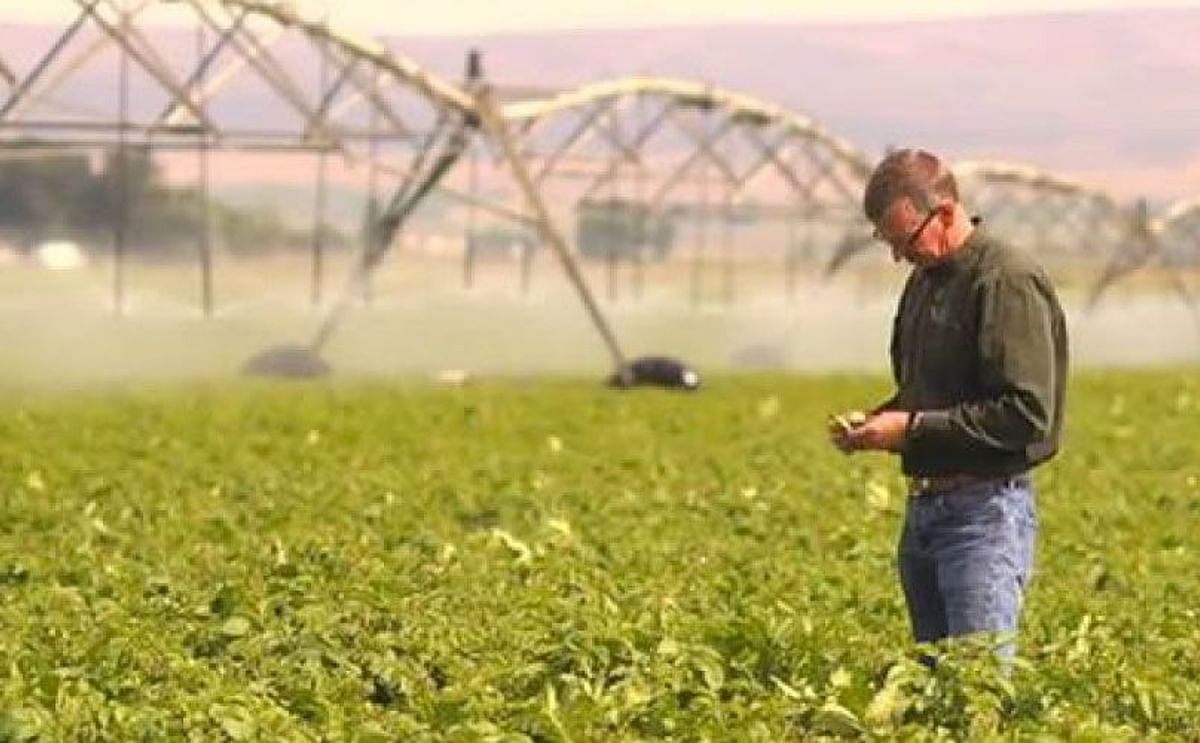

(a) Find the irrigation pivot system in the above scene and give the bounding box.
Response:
[3,0,1199,369]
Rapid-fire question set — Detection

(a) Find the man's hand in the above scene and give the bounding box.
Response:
[832,410,912,453]
[827,410,866,453]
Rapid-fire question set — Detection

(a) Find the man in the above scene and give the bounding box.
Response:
[830,148,1068,659]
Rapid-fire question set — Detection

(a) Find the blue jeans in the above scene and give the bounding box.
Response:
[897,475,1037,658]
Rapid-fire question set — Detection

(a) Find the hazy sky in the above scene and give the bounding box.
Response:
[4,0,1200,34]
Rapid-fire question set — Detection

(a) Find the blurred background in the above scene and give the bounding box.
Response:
[1,0,1198,386]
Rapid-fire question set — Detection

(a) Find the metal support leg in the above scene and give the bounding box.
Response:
[363,76,379,306]
[463,144,478,289]
[691,162,708,308]
[521,237,535,296]
[607,174,619,303]
[309,37,330,307]
[113,13,130,318]
[311,147,328,307]
[785,207,800,301]
[196,23,213,318]
[474,82,628,371]
[633,164,646,301]
[721,191,734,306]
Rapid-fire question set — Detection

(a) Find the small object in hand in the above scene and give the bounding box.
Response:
[827,411,867,434]
[827,413,852,435]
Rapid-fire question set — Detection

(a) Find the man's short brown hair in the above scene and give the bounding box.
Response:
[863,149,959,223]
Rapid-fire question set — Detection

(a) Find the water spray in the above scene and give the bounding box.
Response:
[244,51,700,389]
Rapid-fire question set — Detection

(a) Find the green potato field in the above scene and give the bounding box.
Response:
[1,371,1198,739]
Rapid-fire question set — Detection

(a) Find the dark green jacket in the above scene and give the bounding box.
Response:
[881,224,1068,477]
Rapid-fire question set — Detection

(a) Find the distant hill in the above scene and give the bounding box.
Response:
[3,8,1199,200]
[390,8,1200,201]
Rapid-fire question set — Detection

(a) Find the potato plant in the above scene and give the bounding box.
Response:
[1,371,1198,739]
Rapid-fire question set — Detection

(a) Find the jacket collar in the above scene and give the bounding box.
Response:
[922,216,985,277]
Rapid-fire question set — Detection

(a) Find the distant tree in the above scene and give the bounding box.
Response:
[0,152,96,240]
[0,143,343,256]
[470,225,537,258]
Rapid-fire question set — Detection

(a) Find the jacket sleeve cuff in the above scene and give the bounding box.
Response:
[908,409,954,445]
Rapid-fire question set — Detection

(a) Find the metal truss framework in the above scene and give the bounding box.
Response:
[501,76,872,212]
[1,0,1196,315]
[954,161,1123,259]
[824,161,1125,275]
[493,76,876,304]
[824,160,1199,308]
[0,0,487,315]
[0,0,472,147]
[1085,197,1200,315]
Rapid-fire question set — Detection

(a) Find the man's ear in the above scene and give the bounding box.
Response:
[935,200,955,225]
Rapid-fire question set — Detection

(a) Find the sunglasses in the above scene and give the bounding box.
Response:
[873,207,938,249]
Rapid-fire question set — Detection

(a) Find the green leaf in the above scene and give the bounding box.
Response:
[813,701,865,735]
[218,716,253,741]
[770,676,805,701]
[491,529,533,563]
[865,480,891,512]
[829,666,852,690]
[220,616,251,638]
[696,656,725,692]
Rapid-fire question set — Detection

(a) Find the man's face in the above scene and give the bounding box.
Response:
[874,198,945,266]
